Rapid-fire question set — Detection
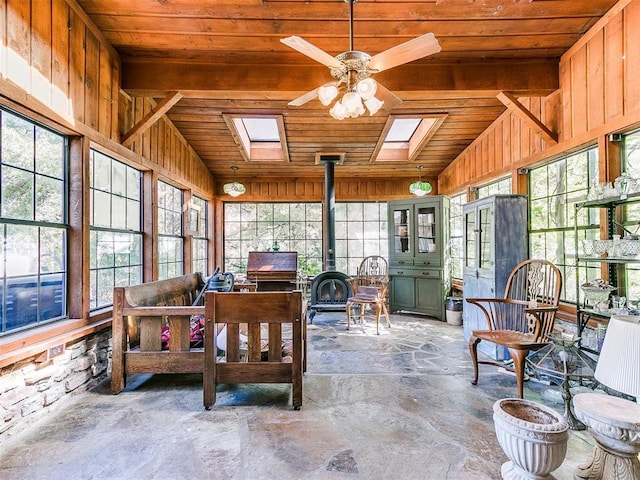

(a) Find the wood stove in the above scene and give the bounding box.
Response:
[310,271,352,311]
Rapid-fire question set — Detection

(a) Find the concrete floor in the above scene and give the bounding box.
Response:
[0,312,595,480]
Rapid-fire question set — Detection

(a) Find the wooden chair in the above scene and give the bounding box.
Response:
[203,290,305,410]
[467,259,562,399]
[346,255,391,335]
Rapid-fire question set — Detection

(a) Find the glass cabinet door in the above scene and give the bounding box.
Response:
[416,205,437,254]
[465,209,476,268]
[478,205,493,270]
[392,206,411,255]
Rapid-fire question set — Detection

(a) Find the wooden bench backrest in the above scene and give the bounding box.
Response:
[124,273,204,308]
[118,273,205,348]
[203,290,304,409]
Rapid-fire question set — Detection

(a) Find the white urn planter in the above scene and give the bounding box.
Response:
[493,398,569,480]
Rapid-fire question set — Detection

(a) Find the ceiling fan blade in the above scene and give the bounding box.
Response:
[288,88,320,107]
[281,36,343,69]
[375,82,403,110]
[368,33,441,72]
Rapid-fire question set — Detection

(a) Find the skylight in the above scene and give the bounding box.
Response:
[223,115,290,162]
[385,118,421,143]
[371,114,448,163]
[242,118,280,142]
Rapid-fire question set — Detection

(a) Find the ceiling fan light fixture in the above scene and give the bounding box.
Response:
[318,84,339,106]
[223,166,246,197]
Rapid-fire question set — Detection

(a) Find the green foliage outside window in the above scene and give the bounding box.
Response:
[528,147,598,302]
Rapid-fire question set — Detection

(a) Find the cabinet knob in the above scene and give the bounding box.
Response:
[422,272,430,276]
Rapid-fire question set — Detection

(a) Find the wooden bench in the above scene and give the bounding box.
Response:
[203,290,305,410]
[111,273,206,394]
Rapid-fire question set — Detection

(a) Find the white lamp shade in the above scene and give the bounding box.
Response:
[329,100,348,120]
[223,181,246,197]
[595,315,640,398]
[318,84,339,106]
[342,91,362,111]
[364,96,384,115]
[356,78,377,100]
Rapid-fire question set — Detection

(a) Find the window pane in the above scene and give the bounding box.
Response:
[2,166,34,220]
[2,111,34,170]
[36,127,65,178]
[35,176,64,223]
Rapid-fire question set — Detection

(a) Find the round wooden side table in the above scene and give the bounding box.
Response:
[573,392,640,480]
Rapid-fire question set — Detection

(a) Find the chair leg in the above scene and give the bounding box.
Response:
[374,304,381,335]
[469,335,481,386]
[346,304,352,330]
[382,302,391,328]
[509,348,528,399]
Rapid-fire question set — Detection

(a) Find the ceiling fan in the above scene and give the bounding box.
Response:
[281,0,441,120]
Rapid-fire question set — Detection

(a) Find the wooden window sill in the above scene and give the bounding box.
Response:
[0,313,112,369]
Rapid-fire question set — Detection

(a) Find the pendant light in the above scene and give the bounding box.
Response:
[409,165,432,196]
[223,166,246,197]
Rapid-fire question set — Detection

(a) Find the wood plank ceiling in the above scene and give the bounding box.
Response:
[77,0,618,181]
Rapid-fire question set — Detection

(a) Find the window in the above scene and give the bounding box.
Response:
[335,202,388,275]
[224,203,322,276]
[449,192,466,280]
[224,115,290,162]
[89,150,142,309]
[191,195,209,276]
[529,147,598,302]
[0,109,67,334]
[621,129,640,301]
[477,176,511,198]
[157,181,183,279]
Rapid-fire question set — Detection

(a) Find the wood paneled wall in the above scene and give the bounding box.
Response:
[0,0,213,195]
[439,94,559,194]
[1,0,119,139]
[559,0,640,139]
[216,176,434,202]
[438,0,640,195]
[120,94,213,194]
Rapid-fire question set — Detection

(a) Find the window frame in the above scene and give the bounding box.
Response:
[88,149,143,310]
[157,180,184,280]
[528,146,599,303]
[0,107,69,335]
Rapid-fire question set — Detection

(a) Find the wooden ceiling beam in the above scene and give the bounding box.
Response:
[121,91,184,147]
[497,91,558,144]
[122,61,558,97]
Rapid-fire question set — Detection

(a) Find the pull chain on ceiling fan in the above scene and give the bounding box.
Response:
[281,0,441,120]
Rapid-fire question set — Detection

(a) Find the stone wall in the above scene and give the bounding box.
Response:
[0,331,111,440]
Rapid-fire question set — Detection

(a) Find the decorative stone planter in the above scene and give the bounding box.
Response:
[493,398,569,480]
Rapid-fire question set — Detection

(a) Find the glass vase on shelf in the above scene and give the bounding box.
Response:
[614,172,636,200]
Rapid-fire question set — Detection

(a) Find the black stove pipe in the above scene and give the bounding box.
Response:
[320,156,340,271]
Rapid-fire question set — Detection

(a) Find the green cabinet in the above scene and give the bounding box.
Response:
[388,196,450,320]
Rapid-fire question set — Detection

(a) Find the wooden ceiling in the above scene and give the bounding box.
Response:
[77,0,618,181]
